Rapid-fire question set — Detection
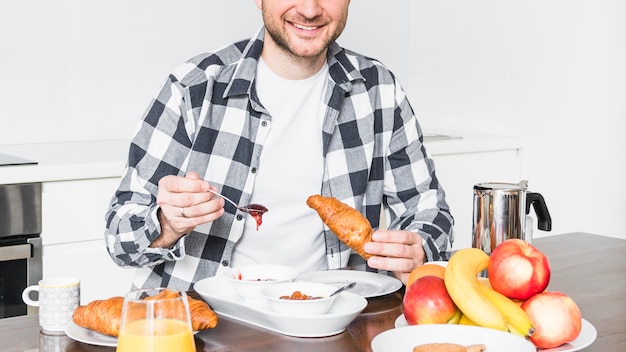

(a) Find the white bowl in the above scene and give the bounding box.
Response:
[223,264,298,301]
[260,281,339,315]
[371,324,536,352]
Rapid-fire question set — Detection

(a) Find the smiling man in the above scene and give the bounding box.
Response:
[105,0,454,292]
[258,0,349,77]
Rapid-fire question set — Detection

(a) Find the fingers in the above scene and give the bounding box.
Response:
[174,196,225,219]
[160,172,210,194]
[158,173,220,209]
[156,172,225,227]
[364,230,426,283]
[363,230,421,257]
[152,172,227,249]
[185,171,202,180]
[371,230,422,245]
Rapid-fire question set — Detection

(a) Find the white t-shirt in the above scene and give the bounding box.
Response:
[230,58,329,273]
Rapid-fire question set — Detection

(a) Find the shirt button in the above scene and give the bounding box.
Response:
[221,260,229,266]
[251,167,257,174]
[261,121,268,127]
[236,214,243,221]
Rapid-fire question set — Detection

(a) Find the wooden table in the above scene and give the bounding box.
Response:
[1,232,624,351]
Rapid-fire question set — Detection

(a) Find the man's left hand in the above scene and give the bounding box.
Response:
[363,229,426,284]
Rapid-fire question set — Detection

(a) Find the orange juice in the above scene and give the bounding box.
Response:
[116,318,195,352]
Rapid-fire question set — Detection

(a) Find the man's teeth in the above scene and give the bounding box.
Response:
[293,23,318,31]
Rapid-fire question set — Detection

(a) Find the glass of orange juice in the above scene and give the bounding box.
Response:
[116,288,196,352]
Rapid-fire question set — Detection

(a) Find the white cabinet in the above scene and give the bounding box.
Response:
[42,240,135,303]
[41,178,135,303]
[431,149,521,250]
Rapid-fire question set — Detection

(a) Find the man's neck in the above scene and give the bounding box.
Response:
[260,35,327,80]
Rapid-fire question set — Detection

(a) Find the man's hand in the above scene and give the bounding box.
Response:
[363,229,426,284]
[150,171,225,248]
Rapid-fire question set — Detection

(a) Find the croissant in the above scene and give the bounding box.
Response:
[147,289,218,331]
[72,296,124,337]
[306,194,374,260]
[72,290,218,337]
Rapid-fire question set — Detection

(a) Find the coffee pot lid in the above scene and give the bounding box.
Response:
[474,180,528,191]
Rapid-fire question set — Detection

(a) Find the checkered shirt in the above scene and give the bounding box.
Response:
[104,27,454,291]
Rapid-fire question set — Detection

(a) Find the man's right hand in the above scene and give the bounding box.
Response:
[150,171,225,248]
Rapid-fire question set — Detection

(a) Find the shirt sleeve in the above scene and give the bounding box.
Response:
[104,73,194,267]
[383,87,455,261]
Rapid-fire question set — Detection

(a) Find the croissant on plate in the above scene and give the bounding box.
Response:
[72,289,218,337]
[306,194,374,260]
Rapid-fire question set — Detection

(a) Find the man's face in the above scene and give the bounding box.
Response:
[256,0,350,60]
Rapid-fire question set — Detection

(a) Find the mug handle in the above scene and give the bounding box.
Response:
[22,285,40,307]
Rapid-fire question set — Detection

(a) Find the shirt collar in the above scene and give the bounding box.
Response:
[224,26,365,98]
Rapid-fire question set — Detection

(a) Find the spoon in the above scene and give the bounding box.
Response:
[206,189,268,230]
[206,189,268,215]
[329,282,357,297]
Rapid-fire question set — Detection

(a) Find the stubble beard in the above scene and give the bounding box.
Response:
[262,13,347,60]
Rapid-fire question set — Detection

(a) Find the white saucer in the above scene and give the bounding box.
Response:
[296,269,402,298]
[65,321,201,347]
[65,321,117,347]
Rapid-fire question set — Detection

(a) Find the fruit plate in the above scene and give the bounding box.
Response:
[194,276,368,337]
[394,314,597,352]
[372,324,536,352]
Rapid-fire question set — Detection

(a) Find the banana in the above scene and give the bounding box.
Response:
[444,248,509,331]
[447,309,462,324]
[458,313,479,326]
[478,279,535,337]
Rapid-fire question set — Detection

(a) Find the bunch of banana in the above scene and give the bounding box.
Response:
[444,248,535,338]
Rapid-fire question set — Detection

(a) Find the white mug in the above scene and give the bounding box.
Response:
[22,276,80,332]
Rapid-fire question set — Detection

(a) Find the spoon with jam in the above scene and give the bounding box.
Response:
[207,189,268,230]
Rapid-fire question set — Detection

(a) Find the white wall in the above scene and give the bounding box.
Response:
[1,1,624,241]
[408,1,626,240]
[0,0,409,145]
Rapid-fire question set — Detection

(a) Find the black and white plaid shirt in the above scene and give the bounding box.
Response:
[105,27,454,291]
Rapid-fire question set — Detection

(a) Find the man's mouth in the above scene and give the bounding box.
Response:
[292,22,320,31]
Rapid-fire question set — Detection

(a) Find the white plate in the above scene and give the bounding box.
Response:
[372,324,536,352]
[394,314,597,352]
[65,321,202,347]
[65,320,118,347]
[194,276,368,337]
[296,270,402,298]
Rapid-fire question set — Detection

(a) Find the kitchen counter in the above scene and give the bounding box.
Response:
[0,140,129,184]
[0,132,522,185]
[422,130,523,156]
[0,232,623,351]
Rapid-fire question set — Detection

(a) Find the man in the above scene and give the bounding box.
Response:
[105,0,454,291]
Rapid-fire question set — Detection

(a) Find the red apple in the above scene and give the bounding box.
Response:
[403,276,460,325]
[521,291,582,349]
[488,238,551,300]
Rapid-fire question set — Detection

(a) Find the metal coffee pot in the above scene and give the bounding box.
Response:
[472,180,552,254]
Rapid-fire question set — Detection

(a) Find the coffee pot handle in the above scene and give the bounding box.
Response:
[526,192,552,231]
